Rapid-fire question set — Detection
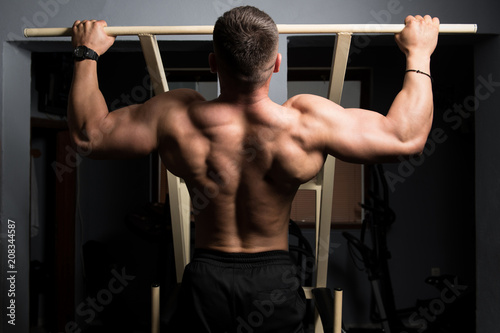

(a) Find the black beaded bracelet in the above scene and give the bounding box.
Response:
[406,69,433,83]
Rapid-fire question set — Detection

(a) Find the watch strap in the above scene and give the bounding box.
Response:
[73,46,99,61]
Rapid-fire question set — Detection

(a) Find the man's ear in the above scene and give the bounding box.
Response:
[273,53,282,73]
[209,53,217,73]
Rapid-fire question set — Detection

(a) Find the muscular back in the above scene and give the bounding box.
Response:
[157,89,326,252]
[69,16,437,253]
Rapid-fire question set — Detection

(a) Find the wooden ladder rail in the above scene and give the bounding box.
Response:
[299,32,351,333]
[139,34,192,333]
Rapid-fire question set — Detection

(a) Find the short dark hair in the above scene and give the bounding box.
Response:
[213,6,279,85]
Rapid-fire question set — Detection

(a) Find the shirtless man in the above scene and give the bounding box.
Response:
[69,6,439,333]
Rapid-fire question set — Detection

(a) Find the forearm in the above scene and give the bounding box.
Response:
[386,54,434,153]
[68,60,109,150]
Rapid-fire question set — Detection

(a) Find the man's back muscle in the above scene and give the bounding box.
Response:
[157,90,326,252]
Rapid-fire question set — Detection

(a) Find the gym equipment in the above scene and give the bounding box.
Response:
[26,21,476,333]
[24,24,477,37]
[343,165,474,332]
[343,164,401,332]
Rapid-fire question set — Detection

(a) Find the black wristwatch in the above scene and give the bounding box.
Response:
[73,45,99,61]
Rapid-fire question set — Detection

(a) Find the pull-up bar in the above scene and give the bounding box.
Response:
[24,23,477,37]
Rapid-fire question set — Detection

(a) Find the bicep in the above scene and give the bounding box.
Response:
[82,88,204,159]
[303,96,412,163]
[84,103,159,159]
[322,107,406,163]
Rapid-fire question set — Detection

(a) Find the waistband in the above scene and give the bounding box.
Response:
[192,248,294,267]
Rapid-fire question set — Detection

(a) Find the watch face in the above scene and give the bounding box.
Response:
[74,47,84,57]
[74,46,97,60]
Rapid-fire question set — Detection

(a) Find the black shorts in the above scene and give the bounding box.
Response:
[166,249,306,333]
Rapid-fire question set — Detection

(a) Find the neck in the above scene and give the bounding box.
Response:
[217,89,271,106]
[217,77,273,105]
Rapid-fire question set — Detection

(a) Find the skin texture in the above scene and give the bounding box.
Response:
[68,15,439,253]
